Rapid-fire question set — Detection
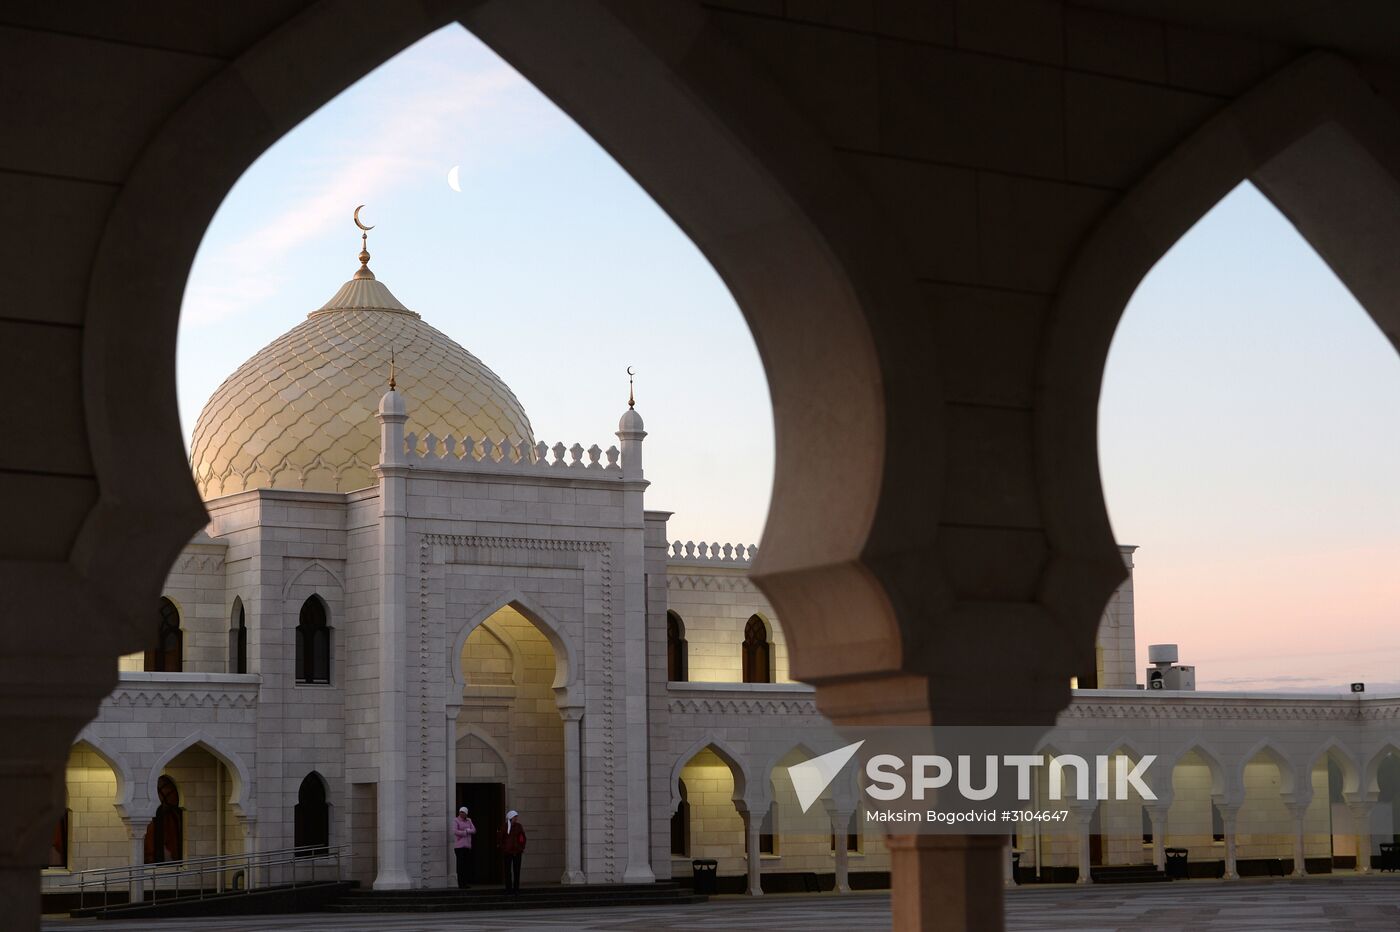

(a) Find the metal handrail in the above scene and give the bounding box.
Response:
[62,843,346,913]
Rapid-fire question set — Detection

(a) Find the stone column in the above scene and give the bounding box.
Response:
[1349,802,1374,874]
[1218,805,1239,880]
[234,815,257,891]
[445,705,460,887]
[1285,801,1309,877]
[1148,806,1168,871]
[0,659,115,929]
[118,816,149,903]
[1074,809,1093,884]
[616,406,654,884]
[886,834,1005,931]
[373,388,411,890]
[559,706,586,884]
[830,808,853,894]
[743,807,763,896]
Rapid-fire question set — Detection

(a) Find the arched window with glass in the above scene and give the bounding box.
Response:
[146,598,183,673]
[229,597,247,675]
[741,615,772,684]
[666,611,688,683]
[295,772,330,855]
[296,596,331,684]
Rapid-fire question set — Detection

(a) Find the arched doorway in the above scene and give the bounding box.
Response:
[672,745,749,891]
[457,606,565,887]
[145,744,243,874]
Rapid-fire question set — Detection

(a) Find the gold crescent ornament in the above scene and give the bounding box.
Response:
[354,205,375,231]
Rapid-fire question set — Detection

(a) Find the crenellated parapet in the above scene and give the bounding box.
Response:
[402,432,627,476]
[667,540,758,566]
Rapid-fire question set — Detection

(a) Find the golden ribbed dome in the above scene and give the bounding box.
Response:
[190,259,532,498]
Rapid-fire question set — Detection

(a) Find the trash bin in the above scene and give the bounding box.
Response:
[1165,847,1188,880]
[692,858,718,895]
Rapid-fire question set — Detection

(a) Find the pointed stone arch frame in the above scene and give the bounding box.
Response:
[1168,743,1230,803]
[454,726,517,794]
[670,736,754,815]
[1235,739,1300,804]
[141,730,255,822]
[70,732,138,821]
[1361,742,1400,801]
[76,0,903,694]
[1039,51,1400,674]
[281,560,346,601]
[1310,738,1362,801]
[449,590,578,705]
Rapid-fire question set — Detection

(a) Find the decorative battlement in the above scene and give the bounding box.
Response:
[402,432,627,477]
[668,540,758,566]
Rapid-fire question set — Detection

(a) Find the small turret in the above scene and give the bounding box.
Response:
[617,367,646,478]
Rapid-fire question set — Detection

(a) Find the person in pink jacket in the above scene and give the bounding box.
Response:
[453,806,477,888]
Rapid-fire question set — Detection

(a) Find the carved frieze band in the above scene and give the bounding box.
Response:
[107,688,257,711]
[1062,702,1386,722]
[669,697,818,716]
[666,573,757,593]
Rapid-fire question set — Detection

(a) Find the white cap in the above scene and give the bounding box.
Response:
[506,809,518,820]
[458,806,468,814]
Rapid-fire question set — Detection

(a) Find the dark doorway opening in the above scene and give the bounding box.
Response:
[458,782,505,884]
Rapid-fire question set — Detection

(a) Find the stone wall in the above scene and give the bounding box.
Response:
[665,566,791,683]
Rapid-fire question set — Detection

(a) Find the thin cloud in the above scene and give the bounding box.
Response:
[183,43,530,326]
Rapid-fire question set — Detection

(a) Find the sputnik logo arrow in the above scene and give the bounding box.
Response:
[788,740,865,813]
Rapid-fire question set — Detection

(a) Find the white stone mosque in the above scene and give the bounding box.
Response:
[42,223,1400,901]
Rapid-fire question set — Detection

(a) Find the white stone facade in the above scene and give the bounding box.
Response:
[40,265,1399,897]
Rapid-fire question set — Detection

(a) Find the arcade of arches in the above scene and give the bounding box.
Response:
[12,3,1400,931]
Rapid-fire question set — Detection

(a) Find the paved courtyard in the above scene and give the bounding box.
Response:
[41,876,1400,931]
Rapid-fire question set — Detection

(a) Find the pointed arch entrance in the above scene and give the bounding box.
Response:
[452,602,576,887]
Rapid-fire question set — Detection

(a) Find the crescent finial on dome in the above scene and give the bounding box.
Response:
[354,205,375,280]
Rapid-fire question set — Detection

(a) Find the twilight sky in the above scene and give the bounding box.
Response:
[179,26,1400,693]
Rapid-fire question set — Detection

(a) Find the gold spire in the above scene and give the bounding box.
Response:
[389,347,397,391]
[627,366,635,408]
[353,205,376,280]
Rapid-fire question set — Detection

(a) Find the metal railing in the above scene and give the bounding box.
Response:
[62,844,346,913]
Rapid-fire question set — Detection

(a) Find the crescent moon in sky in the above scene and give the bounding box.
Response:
[447,165,462,193]
[353,205,374,231]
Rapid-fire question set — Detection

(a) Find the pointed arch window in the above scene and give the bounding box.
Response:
[670,777,690,856]
[296,596,331,684]
[295,772,330,855]
[146,598,183,673]
[667,611,688,682]
[229,598,247,675]
[144,774,183,863]
[741,616,772,684]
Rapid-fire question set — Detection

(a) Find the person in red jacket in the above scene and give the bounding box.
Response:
[498,809,526,895]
